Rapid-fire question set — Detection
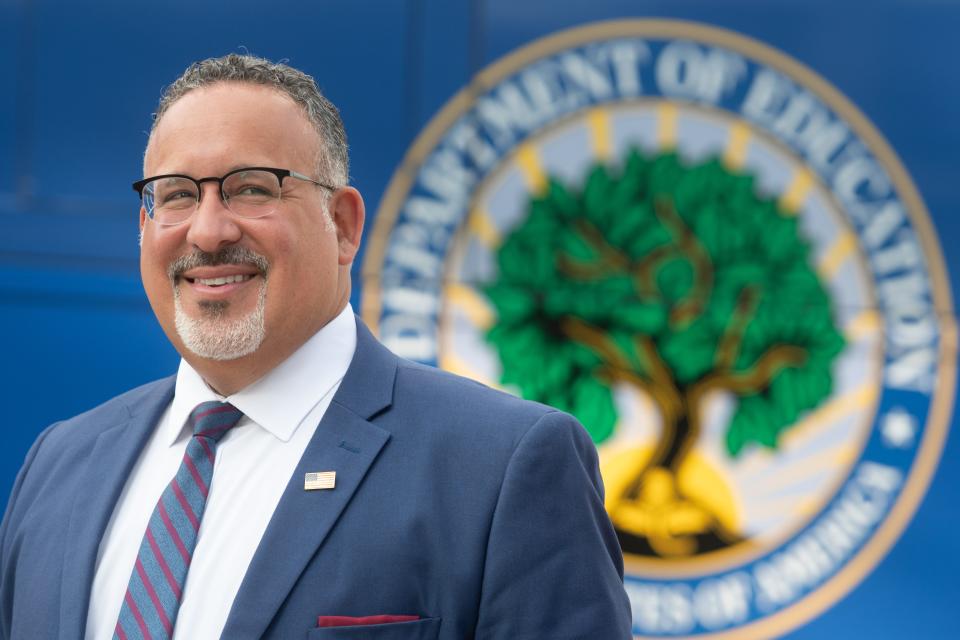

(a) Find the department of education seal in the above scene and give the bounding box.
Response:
[361,19,956,638]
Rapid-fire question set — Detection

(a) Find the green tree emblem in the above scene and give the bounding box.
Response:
[484,150,845,558]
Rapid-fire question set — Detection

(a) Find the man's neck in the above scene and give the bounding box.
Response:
[185,305,350,397]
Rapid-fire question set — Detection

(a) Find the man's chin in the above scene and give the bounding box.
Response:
[176,324,265,362]
[173,305,266,362]
[171,273,269,361]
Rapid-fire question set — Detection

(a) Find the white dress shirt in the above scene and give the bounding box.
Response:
[85,305,357,640]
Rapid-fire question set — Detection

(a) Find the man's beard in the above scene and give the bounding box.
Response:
[169,246,269,361]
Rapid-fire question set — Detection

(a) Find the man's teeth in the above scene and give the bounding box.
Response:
[195,274,254,286]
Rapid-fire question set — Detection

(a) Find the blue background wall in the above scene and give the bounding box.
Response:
[1,1,957,637]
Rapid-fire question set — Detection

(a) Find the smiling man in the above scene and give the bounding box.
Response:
[140,78,359,395]
[0,55,631,640]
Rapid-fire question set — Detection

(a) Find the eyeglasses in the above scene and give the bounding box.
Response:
[132,167,336,226]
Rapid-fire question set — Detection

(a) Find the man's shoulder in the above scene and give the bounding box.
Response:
[351,323,560,432]
[394,359,555,422]
[384,358,587,456]
[41,376,175,447]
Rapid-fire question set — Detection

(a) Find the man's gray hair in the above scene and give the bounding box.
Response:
[152,54,348,186]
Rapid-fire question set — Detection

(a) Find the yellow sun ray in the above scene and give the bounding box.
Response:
[587,107,613,162]
[467,206,502,249]
[818,231,857,280]
[734,382,877,478]
[723,121,751,170]
[779,167,814,215]
[445,282,495,330]
[657,102,678,150]
[845,309,883,342]
[439,351,496,387]
[740,444,857,498]
[515,143,547,194]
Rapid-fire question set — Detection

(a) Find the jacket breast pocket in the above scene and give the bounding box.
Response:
[306,617,441,639]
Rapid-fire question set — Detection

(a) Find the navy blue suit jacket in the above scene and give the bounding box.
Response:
[0,320,631,639]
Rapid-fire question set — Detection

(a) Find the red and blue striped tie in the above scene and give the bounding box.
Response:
[113,401,244,640]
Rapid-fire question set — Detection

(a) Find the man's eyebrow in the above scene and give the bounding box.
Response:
[227,164,274,172]
[163,165,271,178]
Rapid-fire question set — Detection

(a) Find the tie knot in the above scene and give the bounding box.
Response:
[188,401,244,442]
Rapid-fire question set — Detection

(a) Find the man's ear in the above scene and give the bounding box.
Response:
[329,187,365,266]
[139,206,147,246]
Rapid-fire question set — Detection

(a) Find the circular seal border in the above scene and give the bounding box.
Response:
[362,19,957,639]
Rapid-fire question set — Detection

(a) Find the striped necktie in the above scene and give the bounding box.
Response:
[114,401,244,640]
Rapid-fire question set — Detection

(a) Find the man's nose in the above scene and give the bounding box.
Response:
[185,183,243,252]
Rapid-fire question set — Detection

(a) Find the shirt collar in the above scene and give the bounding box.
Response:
[165,304,357,446]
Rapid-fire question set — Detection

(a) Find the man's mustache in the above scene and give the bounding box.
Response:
[167,246,269,280]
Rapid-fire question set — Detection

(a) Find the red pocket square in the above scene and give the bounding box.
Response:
[317,615,421,628]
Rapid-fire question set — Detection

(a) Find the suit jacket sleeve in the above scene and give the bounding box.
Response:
[0,423,57,640]
[475,410,632,639]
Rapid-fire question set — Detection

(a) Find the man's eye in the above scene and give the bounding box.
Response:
[236,185,272,197]
[160,190,196,204]
[230,184,277,202]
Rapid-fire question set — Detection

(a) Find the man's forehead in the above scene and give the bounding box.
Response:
[144,82,319,172]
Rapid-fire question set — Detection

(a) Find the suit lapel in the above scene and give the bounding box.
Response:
[222,320,397,639]
[58,378,175,639]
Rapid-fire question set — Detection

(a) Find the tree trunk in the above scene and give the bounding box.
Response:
[623,395,693,500]
[612,391,743,557]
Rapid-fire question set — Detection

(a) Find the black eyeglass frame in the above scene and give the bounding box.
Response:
[132,166,337,220]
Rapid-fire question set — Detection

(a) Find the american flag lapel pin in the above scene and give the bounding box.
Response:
[304,471,336,491]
